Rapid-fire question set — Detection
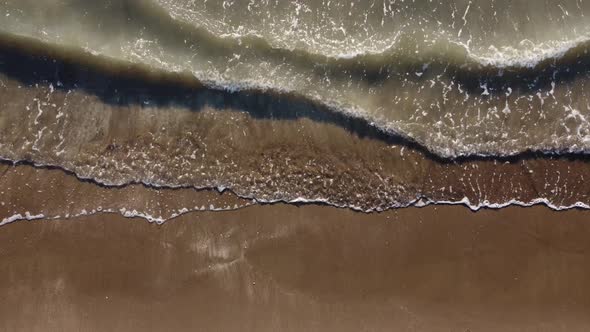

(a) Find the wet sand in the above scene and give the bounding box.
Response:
[2,204,590,332]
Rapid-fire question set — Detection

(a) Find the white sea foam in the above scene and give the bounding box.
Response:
[0,212,45,226]
[411,196,590,212]
[3,194,586,227]
[457,34,590,68]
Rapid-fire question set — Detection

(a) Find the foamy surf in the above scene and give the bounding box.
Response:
[1,0,590,159]
[2,0,590,221]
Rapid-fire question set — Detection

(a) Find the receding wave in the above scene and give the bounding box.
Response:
[1,31,590,214]
[2,0,590,217]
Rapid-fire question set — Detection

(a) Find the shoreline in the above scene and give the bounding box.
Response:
[3,2,590,331]
[2,158,590,223]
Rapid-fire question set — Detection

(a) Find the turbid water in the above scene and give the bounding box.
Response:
[1,0,590,220]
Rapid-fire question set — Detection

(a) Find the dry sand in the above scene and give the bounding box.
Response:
[1,204,590,331]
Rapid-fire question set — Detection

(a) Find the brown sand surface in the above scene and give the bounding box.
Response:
[1,204,590,332]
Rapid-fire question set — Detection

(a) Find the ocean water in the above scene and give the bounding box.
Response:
[1,0,590,220]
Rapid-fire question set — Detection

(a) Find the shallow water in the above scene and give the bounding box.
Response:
[1,0,590,218]
[2,0,590,157]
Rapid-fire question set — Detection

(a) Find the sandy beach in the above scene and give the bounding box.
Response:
[2,2,590,331]
[2,201,590,332]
